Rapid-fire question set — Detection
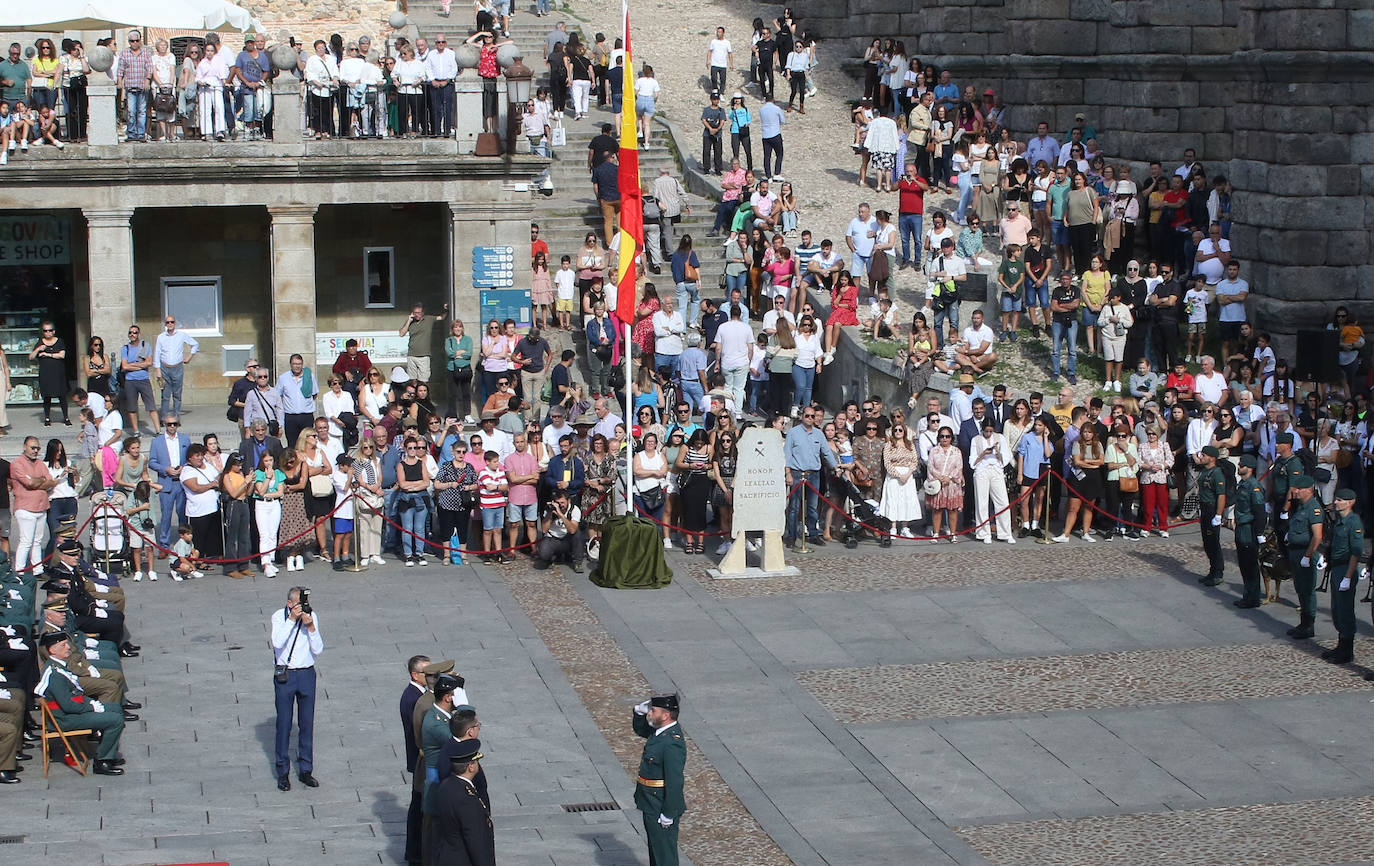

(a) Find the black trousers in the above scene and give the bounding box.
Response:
[758,67,774,100]
[709,66,727,94]
[702,132,722,173]
[285,413,314,451]
[535,532,583,565]
[763,134,783,179]
[787,71,806,109]
[731,126,753,170]
[1200,502,1223,580]
[1155,321,1181,369]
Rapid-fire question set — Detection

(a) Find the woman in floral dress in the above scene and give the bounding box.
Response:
[925,426,965,542]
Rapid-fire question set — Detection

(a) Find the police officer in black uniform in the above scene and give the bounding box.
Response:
[432,739,495,866]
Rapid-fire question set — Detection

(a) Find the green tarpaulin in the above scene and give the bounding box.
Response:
[589,515,674,589]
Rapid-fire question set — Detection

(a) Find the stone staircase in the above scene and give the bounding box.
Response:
[405,3,728,294]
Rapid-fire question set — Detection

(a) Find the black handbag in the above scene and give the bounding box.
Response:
[638,484,665,511]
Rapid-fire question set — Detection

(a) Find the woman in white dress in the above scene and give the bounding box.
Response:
[878,423,922,537]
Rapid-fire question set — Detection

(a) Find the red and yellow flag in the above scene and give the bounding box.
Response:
[613,0,642,327]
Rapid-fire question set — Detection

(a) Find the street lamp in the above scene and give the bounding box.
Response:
[504,56,532,155]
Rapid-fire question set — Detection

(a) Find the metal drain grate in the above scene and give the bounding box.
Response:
[0,835,26,844]
[562,801,620,813]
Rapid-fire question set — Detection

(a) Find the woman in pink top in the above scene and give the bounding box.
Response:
[765,246,799,316]
[10,435,55,573]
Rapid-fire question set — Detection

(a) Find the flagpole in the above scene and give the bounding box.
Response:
[623,322,634,514]
[614,0,642,518]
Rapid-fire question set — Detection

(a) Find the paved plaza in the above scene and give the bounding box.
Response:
[7,517,1374,865]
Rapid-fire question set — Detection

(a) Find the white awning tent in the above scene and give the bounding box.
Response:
[6,0,264,33]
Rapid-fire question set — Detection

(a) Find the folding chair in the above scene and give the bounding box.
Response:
[39,701,93,777]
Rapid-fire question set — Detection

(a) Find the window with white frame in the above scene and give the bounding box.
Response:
[221,344,255,377]
[161,276,222,336]
[364,247,395,308]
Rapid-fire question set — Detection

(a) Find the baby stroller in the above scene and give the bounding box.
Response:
[1177,464,1201,521]
[829,469,891,549]
[89,491,130,576]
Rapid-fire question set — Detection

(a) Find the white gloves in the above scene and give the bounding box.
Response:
[1301,556,1311,568]
[7,589,19,600]
[94,609,109,619]
[1256,535,1266,545]
[658,814,674,827]
[0,689,10,701]
[85,650,100,660]
[1279,511,1288,520]
[7,638,27,650]
[635,700,651,715]
[93,584,110,593]
[90,700,105,713]
[1211,515,1222,527]
[1340,577,1352,591]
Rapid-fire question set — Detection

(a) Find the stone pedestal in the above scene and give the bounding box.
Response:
[84,208,135,347]
[711,532,794,578]
[271,78,303,142]
[455,77,508,155]
[87,78,118,147]
[268,205,318,377]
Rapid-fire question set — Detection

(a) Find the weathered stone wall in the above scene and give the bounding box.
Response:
[244,0,396,45]
[803,0,1374,338]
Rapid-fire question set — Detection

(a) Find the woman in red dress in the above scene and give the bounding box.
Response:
[632,283,661,360]
[823,270,859,362]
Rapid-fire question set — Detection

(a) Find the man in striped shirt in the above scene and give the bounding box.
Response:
[477,452,509,564]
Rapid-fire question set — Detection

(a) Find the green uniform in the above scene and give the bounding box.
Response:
[1233,475,1268,603]
[1271,454,1303,508]
[1198,465,1227,583]
[0,672,24,771]
[36,658,125,761]
[1287,497,1325,621]
[419,704,451,866]
[1328,510,1364,638]
[633,711,686,866]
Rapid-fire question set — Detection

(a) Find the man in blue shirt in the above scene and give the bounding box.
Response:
[677,332,709,412]
[932,69,959,114]
[784,408,840,546]
[233,36,269,140]
[759,96,785,180]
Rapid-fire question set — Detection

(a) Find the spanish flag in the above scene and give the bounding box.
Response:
[613,0,643,327]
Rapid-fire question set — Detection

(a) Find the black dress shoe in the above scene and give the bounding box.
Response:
[93,760,124,776]
[1233,599,1261,609]
[15,751,31,761]
[22,730,39,743]
[277,774,291,791]
[105,757,125,766]
[123,711,140,721]
[0,770,19,784]
[122,641,141,652]
[123,700,142,710]
[297,771,320,787]
[119,646,139,658]
[807,535,826,547]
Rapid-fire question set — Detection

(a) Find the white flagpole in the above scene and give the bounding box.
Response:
[623,322,634,515]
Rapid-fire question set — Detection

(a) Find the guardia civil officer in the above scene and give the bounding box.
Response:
[1285,475,1324,640]
[632,694,686,866]
[432,739,495,866]
[1231,454,1267,609]
[1196,445,1227,587]
[1323,489,1363,665]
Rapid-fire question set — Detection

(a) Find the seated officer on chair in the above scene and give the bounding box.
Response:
[35,631,127,775]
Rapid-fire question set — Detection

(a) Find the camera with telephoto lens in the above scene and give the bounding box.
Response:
[299,588,312,615]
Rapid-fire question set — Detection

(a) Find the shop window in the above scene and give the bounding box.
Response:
[221,344,254,377]
[162,276,222,337]
[364,247,395,308]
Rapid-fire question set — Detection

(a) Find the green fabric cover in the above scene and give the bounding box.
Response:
[590,516,673,589]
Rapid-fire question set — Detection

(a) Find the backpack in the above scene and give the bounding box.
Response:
[1293,448,1330,484]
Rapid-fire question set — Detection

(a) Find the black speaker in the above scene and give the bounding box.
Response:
[958,272,989,302]
[1295,329,1339,383]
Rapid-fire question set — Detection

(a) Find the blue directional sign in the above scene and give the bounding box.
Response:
[472,245,515,288]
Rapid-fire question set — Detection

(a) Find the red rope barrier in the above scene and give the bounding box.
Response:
[1047,469,1202,533]
[801,474,1044,541]
[14,508,101,574]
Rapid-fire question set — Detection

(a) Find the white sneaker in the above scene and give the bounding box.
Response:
[370,555,386,565]
[264,564,279,578]
[19,141,27,152]
[982,536,992,544]
[416,557,428,566]
[464,415,476,424]
[1113,380,1121,392]
[1052,534,1069,543]
[191,570,204,578]
[148,570,158,581]
[132,572,143,582]
[715,540,732,555]
[663,538,673,549]
[171,573,184,581]
[294,555,305,570]
[1158,530,1170,538]
[824,349,835,364]
[1005,536,1016,544]
[0,151,7,166]
[54,140,64,150]
[1082,533,1097,543]
[899,527,915,538]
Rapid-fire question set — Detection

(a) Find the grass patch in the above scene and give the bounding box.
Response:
[864,340,900,359]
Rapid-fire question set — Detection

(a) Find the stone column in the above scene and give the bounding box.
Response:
[271,77,303,142]
[268,205,318,378]
[84,208,136,348]
[87,78,119,147]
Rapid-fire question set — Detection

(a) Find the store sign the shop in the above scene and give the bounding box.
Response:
[0,215,70,265]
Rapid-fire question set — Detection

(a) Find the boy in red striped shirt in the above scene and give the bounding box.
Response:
[478,451,509,563]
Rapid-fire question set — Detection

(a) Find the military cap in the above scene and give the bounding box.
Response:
[40,577,70,593]
[448,738,483,764]
[1292,475,1315,489]
[1239,454,1258,470]
[57,539,83,555]
[649,693,679,712]
[1336,488,1358,501]
[1276,431,1295,446]
[422,659,455,676]
[39,631,69,648]
[57,515,78,537]
[41,597,68,611]
[435,673,464,695]
[1200,445,1220,459]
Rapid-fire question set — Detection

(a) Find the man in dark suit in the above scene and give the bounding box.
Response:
[237,419,285,473]
[147,417,190,549]
[400,654,429,866]
[987,384,1011,431]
